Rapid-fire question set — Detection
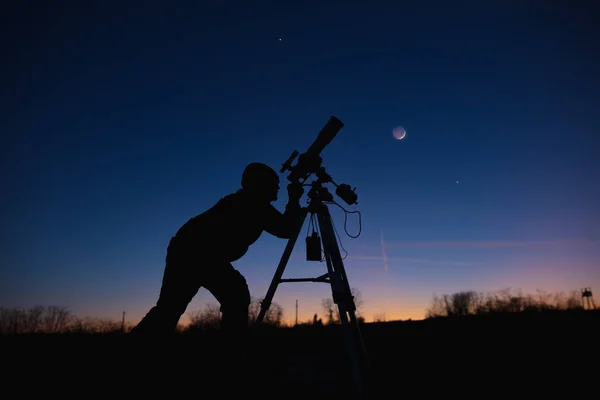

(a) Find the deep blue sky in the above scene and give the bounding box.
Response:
[2,0,599,324]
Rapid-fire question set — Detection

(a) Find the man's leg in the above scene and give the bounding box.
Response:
[131,259,201,337]
[203,264,251,355]
[202,263,252,388]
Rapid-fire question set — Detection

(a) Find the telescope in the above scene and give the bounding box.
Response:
[280,116,358,206]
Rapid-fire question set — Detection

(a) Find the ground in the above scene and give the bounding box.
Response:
[2,311,598,398]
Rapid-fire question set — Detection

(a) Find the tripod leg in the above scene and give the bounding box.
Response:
[316,204,370,395]
[256,208,309,324]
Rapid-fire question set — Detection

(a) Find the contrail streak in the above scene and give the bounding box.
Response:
[381,229,388,274]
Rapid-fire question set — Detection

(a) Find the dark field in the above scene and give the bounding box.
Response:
[2,310,598,398]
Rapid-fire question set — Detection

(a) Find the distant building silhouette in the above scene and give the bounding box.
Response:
[581,287,596,310]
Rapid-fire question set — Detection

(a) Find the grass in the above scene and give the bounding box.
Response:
[2,309,598,398]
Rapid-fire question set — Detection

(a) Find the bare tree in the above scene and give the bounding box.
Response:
[187,303,222,331]
[69,317,122,333]
[321,298,337,324]
[321,287,364,324]
[451,291,478,316]
[186,297,284,331]
[373,313,387,322]
[428,291,486,317]
[0,305,74,334]
[0,307,25,334]
[43,306,73,333]
[565,290,582,309]
[248,297,284,327]
[426,294,446,318]
[23,306,45,333]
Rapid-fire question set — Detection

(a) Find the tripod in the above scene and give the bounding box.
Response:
[255,184,371,395]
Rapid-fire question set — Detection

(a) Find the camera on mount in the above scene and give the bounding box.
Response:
[336,184,358,206]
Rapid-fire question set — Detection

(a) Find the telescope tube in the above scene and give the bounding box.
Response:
[306,116,344,157]
[287,116,344,182]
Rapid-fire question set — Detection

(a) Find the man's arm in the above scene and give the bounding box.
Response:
[263,183,305,239]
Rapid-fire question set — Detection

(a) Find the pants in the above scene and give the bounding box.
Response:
[131,238,251,341]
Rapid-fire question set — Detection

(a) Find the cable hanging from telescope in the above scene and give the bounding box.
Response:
[329,213,349,260]
[325,200,362,239]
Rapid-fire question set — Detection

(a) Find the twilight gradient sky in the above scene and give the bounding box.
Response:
[2,1,599,325]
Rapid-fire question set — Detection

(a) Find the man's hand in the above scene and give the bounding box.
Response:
[287,182,304,201]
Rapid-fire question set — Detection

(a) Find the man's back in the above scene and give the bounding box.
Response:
[173,190,269,262]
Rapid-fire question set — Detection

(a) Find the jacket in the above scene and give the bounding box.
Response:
[172,189,303,262]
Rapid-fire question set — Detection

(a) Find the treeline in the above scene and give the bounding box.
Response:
[0,305,124,335]
[426,288,590,318]
[2,288,594,334]
[0,297,284,335]
[0,288,366,335]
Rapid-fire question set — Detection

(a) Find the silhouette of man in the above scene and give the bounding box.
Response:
[130,162,304,343]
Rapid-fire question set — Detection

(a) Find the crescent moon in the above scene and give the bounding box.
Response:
[393,127,406,140]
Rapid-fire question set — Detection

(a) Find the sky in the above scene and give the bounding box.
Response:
[2,0,599,326]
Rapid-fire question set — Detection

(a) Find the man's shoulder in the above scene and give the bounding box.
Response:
[216,190,271,208]
[213,190,244,208]
[200,190,274,221]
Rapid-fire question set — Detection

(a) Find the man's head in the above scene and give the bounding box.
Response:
[241,162,280,203]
